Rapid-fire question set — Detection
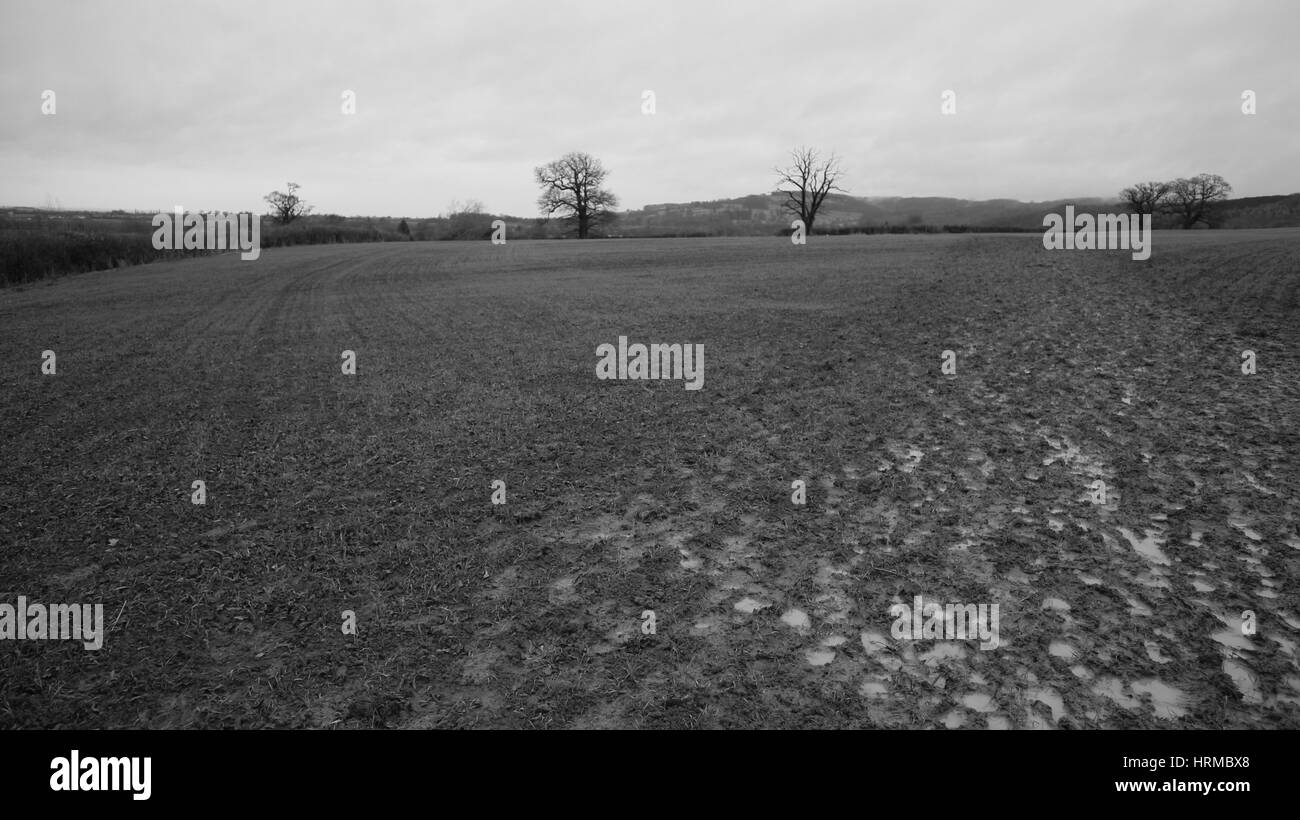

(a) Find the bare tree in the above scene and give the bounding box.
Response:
[1164,173,1233,229]
[445,199,485,218]
[264,182,313,225]
[775,147,846,235]
[1119,180,1171,218]
[534,152,618,239]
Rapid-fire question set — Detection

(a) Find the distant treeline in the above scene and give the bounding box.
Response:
[807,224,1039,236]
[4,193,1298,286]
[0,210,561,286]
[0,212,400,286]
[614,224,1040,239]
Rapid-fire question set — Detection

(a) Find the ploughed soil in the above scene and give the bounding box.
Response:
[1,231,1297,728]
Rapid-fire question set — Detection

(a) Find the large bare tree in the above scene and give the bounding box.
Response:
[775,147,846,235]
[1118,180,1171,218]
[264,182,313,225]
[534,152,619,239]
[1164,173,1233,229]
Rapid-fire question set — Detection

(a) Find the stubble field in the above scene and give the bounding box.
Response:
[1,231,1298,728]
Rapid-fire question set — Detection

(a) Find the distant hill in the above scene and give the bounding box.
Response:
[609,192,1300,236]
[1210,194,1300,229]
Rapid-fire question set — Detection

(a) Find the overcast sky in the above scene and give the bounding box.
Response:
[1,0,1296,217]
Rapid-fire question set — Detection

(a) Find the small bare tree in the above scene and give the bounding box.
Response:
[264,182,313,225]
[775,147,846,235]
[1164,173,1233,229]
[534,152,618,239]
[1119,181,1171,218]
[445,199,485,218]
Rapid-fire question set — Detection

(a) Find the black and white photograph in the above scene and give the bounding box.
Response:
[0,0,1296,796]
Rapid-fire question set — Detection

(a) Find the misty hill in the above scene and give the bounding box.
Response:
[611,192,1300,236]
[1209,194,1300,229]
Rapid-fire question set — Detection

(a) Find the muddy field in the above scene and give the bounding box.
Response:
[1,231,1298,728]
